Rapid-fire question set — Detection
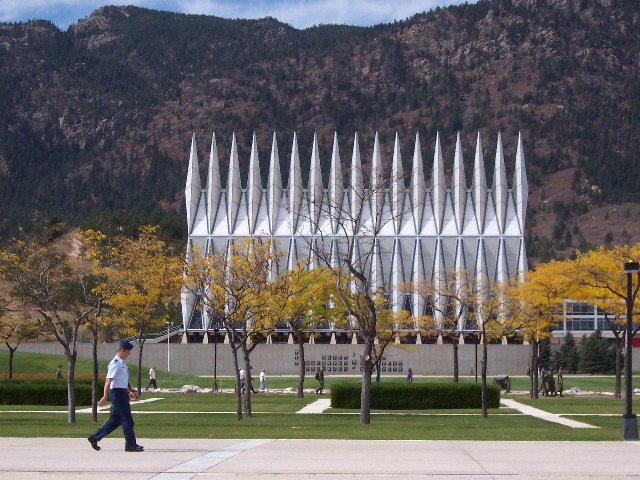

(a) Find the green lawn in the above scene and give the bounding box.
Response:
[0,350,638,441]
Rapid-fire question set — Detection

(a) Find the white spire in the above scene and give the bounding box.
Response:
[247,133,262,234]
[185,133,201,234]
[513,132,528,231]
[473,131,487,233]
[267,132,282,234]
[432,132,446,234]
[308,132,323,230]
[350,133,364,231]
[227,133,242,233]
[390,239,405,312]
[289,133,303,231]
[411,132,426,232]
[390,132,405,233]
[206,131,221,234]
[493,132,508,233]
[329,132,343,233]
[452,132,466,233]
[370,132,384,231]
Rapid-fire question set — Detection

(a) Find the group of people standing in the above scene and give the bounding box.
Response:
[539,367,564,397]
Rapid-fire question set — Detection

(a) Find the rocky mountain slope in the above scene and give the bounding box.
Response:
[0,0,639,263]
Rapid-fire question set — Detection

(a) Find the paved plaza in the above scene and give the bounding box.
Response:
[1,437,640,479]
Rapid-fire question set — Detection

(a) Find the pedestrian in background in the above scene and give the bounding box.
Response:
[259,369,266,391]
[557,367,564,397]
[147,365,157,390]
[315,366,325,394]
[406,368,413,383]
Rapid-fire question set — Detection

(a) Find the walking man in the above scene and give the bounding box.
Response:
[315,366,325,394]
[557,367,564,397]
[147,365,157,390]
[259,369,266,391]
[87,340,144,452]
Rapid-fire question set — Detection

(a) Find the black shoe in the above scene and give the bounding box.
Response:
[88,435,100,451]
[125,444,144,452]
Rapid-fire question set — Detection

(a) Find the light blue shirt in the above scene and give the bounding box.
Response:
[106,355,129,389]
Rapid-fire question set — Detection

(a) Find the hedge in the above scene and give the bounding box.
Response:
[0,379,103,406]
[330,382,500,409]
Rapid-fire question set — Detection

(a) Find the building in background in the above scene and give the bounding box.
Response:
[182,131,528,344]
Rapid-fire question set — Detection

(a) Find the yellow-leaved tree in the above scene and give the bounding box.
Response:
[263,263,334,397]
[89,226,183,395]
[565,244,640,398]
[509,259,573,398]
[0,219,109,423]
[183,237,280,420]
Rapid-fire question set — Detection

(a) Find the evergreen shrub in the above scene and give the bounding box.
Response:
[330,382,500,409]
[0,379,100,406]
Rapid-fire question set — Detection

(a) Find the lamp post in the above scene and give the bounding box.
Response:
[622,261,639,440]
[165,321,173,373]
[213,327,219,392]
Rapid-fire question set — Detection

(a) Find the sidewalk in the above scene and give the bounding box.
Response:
[1,437,639,479]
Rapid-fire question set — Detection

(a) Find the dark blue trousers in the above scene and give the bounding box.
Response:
[92,388,137,449]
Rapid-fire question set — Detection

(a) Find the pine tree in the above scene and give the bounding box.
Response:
[578,330,615,374]
[558,332,579,373]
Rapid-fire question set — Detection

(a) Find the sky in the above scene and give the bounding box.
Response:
[1,0,476,30]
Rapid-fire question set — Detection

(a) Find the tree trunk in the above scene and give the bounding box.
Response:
[297,332,305,398]
[230,344,242,421]
[8,345,15,379]
[453,339,459,383]
[136,341,145,396]
[242,343,253,417]
[530,340,539,399]
[481,338,488,418]
[360,338,374,425]
[66,354,77,423]
[91,330,99,422]
[614,336,623,399]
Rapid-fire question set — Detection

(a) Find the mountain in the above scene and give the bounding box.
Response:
[1,0,639,263]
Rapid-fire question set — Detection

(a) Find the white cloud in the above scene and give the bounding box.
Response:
[1,0,473,30]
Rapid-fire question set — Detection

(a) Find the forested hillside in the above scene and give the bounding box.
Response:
[0,0,639,262]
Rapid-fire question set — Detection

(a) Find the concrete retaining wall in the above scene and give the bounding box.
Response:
[6,342,640,376]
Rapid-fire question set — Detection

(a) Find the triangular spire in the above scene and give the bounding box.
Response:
[391,132,405,232]
[371,132,384,231]
[329,132,343,233]
[227,133,242,233]
[185,133,201,233]
[493,132,508,233]
[473,131,487,233]
[247,133,262,234]
[452,132,466,233]
[351,132,364,232]
[513,132,528,231]
[411,132,426,232]
[206,132,221,234]
[431,132,446,234]
[289,133,303,231]
[308,132,323,230]
[267,132,282,233]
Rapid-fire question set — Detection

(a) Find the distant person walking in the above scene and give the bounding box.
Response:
[55,365,63,379]
[87,340,144,453]
[259,369,266,391]
[147,366,157,390]
[557,367,564,397]
[315,366,325,394]
[406,368,413,383]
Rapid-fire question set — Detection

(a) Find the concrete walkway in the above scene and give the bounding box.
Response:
[296,398,331,414]
[1,437,639,479]
[501,399,599,428]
